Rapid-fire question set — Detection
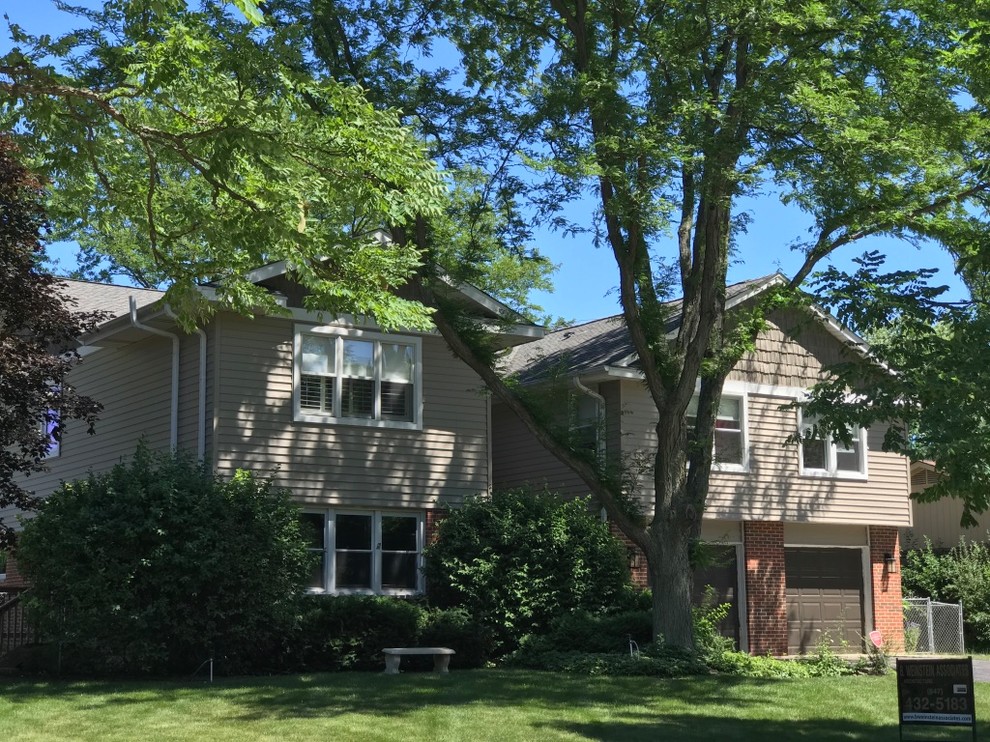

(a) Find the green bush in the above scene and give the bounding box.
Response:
[692,588,735,662]
[16,445,311,676]
[289,598,492,671]
[709,651,812,678]
[506,646,709,677]
[420,607,494,669]
[902,537,990,650]
[517,610,652,656]
[293,595,425,670]
[423,489,629,654]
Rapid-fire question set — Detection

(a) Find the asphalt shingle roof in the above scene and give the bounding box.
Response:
[58,279,165,319]
[501,274,782,382]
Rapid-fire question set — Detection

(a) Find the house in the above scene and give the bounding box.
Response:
[0,268,543,597]
[492,274,910,655]
[901,461,990,550]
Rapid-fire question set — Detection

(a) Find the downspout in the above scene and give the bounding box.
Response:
[130,297,179,450]
[572,377,606,463]
[164,305,207,459]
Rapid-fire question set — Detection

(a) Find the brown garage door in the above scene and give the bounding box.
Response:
[694,545,740,648]
[785,547,864,655]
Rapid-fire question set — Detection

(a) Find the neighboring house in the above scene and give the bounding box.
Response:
[901,461,990,550]
[492,274,909,655]
[0,269,543,598]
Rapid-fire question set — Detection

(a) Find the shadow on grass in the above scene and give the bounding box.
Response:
[2,669,985,740]
[546,715,893,741]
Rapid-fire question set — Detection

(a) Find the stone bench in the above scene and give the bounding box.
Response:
[383,647,455,675]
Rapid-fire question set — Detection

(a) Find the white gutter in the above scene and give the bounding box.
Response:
[164,306,207,459]
[130,297,179,450]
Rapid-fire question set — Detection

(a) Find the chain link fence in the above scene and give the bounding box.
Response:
[903,597,965,654]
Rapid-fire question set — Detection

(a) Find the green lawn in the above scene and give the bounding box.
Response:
[1,669,987,741]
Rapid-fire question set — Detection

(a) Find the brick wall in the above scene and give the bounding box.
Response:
[744,521,788,656]
[0,552,29,592]
[425,507,447,545]
[869,525,904,652]
[608,523,649,588]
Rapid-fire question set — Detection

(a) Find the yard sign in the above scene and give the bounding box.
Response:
[897,657,976,741]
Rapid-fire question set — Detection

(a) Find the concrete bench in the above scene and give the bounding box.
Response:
[383,647,455,675]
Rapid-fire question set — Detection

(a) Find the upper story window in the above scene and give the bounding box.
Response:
[294,326,422,429]
[686,394,747,470]
[570,393,602,456]
[41,411,60,459]
[799,413,868,479]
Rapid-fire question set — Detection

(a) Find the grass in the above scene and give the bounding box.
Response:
[1,669,989,741]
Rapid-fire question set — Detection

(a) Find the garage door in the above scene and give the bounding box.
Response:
[693,545,740,648]
[785,547,864,655]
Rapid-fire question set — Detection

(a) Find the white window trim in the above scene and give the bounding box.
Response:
[688,392,750,473]
[293,324,424,430]
[304,508,425,596]
[797,409,869,480]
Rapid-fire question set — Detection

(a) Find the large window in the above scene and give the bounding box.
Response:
[686,395,746,469]
[295,327,421,428]
[569,392,602,457]
[799,414,867,478]
[300,510,424,595]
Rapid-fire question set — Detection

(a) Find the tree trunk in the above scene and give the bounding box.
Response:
[648,518,696,647]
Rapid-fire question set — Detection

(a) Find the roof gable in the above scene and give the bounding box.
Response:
[501,274,866,383]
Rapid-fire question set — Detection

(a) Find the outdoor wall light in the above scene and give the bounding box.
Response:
[884,552,898,574]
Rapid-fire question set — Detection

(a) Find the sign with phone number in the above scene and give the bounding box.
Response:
[897,657,976,736]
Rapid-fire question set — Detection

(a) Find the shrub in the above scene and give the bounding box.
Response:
[288,598,492,671]
[902,537,990,650]
[423,489,629,653]
[420,607,494,669]
[692,588,735,663]
[16,445,311,675]
[803,635,853,677]
[709,651,812,678]
[506,646,709,677]
[293,595,425,670]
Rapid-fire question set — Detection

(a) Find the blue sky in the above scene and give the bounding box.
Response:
[2,0,968,323]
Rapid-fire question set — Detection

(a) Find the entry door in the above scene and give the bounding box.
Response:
[694,545,740,648]
[785,547,864,655]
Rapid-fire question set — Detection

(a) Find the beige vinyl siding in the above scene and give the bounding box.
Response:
[903,501,990,550]
[491,380,620,499]
[5,334,173,516]
[491,405,589,496]
[176,330,203,454]
[619,384,911,525]
[903,468,990,549]
[212,313,489,510]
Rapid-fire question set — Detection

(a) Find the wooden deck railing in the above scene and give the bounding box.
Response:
[0,591,34,660]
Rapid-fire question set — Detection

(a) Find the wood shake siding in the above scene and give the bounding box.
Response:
[212,313,490,510]
[728,308,849,387]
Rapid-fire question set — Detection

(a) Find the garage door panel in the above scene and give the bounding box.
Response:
[785,547,864,655]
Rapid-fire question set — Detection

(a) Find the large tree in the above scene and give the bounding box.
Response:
[5,0,990,647]
[0,135,104,548]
